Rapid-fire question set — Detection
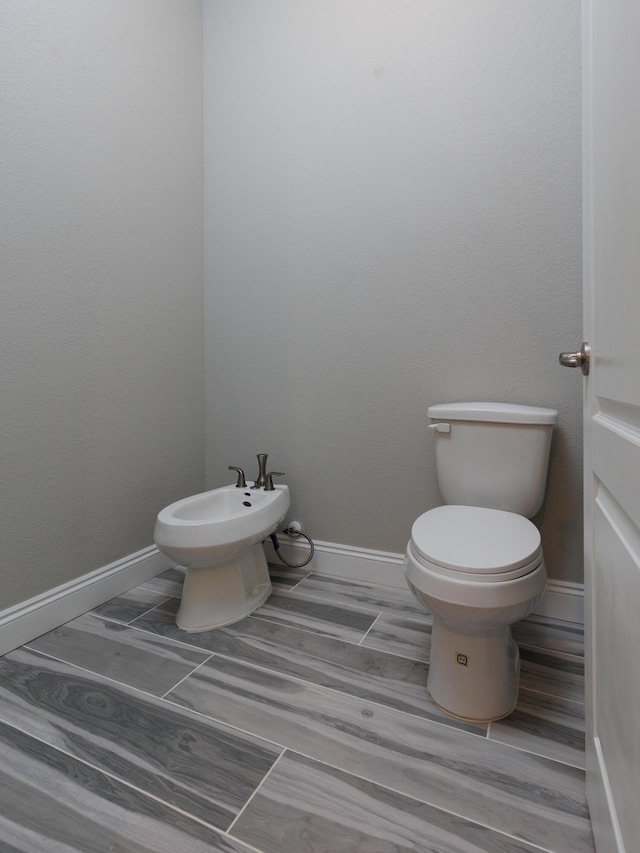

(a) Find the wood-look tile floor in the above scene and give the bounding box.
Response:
[0,565,594,852]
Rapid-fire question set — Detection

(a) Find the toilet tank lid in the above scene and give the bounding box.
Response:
[427,402,558,425]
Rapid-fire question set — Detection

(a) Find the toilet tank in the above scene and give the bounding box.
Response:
[428,402,558,518]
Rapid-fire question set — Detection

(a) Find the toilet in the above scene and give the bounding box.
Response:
[404,402,557,722]
[154,481,289,632]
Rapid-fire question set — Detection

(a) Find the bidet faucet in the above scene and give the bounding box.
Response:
[265,472,285,491]
[251,454,269,489]
[228,466,247,488]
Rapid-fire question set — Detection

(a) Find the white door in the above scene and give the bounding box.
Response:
[580,0,640,850]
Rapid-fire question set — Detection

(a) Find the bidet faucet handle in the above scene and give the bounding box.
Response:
[228,466,247,488]
[264,472,285,491]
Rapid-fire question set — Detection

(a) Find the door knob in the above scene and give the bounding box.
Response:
[559,342,590,375]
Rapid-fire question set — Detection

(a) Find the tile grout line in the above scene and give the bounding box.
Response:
[162,689,533,843]
[517,641,585,660]
[124,596,175,625]
[267,583,425,621]
[125,579,430,663]
[13,575,590,851]
[123,608,235,653]
[160,652,217,700]
[17,644,211,704]
[517,683,585,706]
[116,621,494,741]
[486,731,586,770]
[354,640,428,664]
[247,612,377,647]
[85,598,173,628]
[0,714,267,852]
[160,649,587,770]
[518,683,586,709]
[222,740,559,853]
[520,647,587,666]
[129,601,433,669]
[516,618,584,633]
[23,639,586,772]
[28,611,441,725]
[225,749,287,837]
[15,612,590,851]
[268,570,312,592]
[160,658,490,745]
[26,610,585,762]
[50,652,285,761]
[5,669,568,853]
[44,602,236,671]
[138,578,183,594]
[357,611,383,646]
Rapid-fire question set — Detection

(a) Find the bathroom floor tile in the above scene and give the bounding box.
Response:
[91,585,172,624]
[250,590,378,643]
[167,654,594,852]
[513,615,585,658]
[0,570,591,852]
[289,573,426,618]
[489,688,586,769]
[519,647,585,704]
[139,565,186,599]
[0,647,282,831]
[267,563,310,590]
[26,612,210,697]
[360,612,433,662]
[231,750,546,853]
[0,719,257,853]
[132,599,483,734]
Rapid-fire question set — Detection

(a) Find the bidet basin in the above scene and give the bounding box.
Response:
[154,483,289,566]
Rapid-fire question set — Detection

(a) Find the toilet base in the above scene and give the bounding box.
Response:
[176,543,272,632]
[427,618,520,722]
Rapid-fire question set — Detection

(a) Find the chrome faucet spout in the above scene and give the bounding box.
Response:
[228,466,247,488]
[251,454,269,489]
[265,472,285,491]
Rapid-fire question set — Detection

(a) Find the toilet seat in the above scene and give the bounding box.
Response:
[408,544,542,582]
[410,505,542,582]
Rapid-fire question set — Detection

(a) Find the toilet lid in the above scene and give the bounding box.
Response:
[411,505,542,574]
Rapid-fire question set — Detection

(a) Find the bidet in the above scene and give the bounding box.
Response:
[154,481,290,631]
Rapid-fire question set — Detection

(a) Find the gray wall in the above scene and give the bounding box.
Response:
[1,1,205,608]
[0,0,583,610]
[203,1,584,582]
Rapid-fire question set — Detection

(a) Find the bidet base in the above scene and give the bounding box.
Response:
[176,544,272,632]
[427,619,520,722]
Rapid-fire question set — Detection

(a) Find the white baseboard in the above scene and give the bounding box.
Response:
[0,546,172,657]
[265,534,406,588]
[533,578,584,624]
[0,537,583,659]
[266,534,584,624]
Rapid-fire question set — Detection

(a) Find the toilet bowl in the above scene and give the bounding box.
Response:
[405,505,546,721]
[403,402,557,722]
[154,482,289,632]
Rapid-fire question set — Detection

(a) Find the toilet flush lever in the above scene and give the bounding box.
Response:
[428,422,451,434]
